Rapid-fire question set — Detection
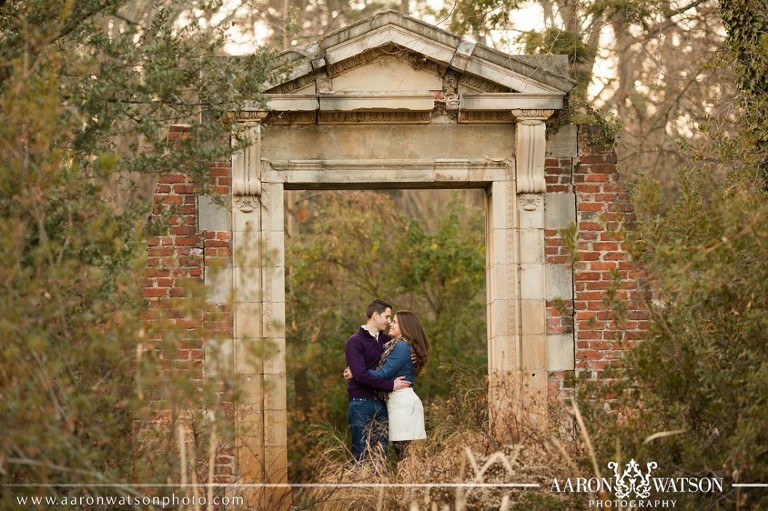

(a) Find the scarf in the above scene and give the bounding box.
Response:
[376,336,407,402]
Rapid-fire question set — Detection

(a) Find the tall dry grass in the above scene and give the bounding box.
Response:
[292,377,597,511]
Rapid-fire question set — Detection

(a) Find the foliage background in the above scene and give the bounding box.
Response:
[0,0,273,507]
[284,190,488,480]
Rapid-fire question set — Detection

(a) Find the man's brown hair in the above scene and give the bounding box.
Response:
[366,299,392,319]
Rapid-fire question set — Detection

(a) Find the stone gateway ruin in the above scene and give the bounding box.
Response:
[145,10,650,507]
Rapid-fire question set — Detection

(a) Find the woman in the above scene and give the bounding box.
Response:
[368,310,430,458]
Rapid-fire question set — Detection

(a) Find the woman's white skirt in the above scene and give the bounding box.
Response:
[387,387,426,441]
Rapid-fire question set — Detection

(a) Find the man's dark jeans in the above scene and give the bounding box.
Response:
[348,398,388,462]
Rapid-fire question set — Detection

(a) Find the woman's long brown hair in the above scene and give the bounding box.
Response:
[396,310,430,376]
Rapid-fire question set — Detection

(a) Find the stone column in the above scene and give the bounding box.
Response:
[512,109,553,428]
[486,172,521,439]
[231,112,289,508]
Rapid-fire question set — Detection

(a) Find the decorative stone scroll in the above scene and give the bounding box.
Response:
[266,111,317,125]
[458,111,515,124]
[232,112,268,212]
[318,111,431,124]
[458,74,511,93]
[512,109,554,194]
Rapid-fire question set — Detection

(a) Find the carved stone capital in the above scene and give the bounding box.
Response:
[235,111,269,123]
[511,109,554,124]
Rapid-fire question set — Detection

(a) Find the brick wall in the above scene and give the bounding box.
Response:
[545,124,651,401]
[143,125,236,484]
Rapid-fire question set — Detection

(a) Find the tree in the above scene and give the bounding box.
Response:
[0,0,273,506]
[442,0,739,193]
[579,2,768,508]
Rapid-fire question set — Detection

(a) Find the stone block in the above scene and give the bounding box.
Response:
[238,374,264,412]
[264,301,285,338]
[544,192,576,230]
[434,167,469,183]
[520,299,546,335]
[520,264,545,300]
[236,415,264,482]
[546,125,578,158]
[235,302,263,340]
[331,56,443,92]
[490,299,517,339]
[264,409,288,447]
[261,230,285,267]
[233,230,262,268]
[262,120,515,162]
[490,264,513,304]
[520,369,548,427]
[264,446,288,483]
[490,181,509,229]
[263,373,287,410]
[545,264,573,301]
[234,337,263,375]
[547,334,575,371]
[232,267,261,302]
[521,334,546,370]
[262,265,285,305]
[205,265,232,305]
[263,337,286,374]
[259,183,284,233]
[470,165,508,182]
[519,228,544,264]
[490,335,517,372]
[490,227,517,267]
[518,195,545,229]
[205,337,233,377]
[233,206,260,233]
[199,195,231,232]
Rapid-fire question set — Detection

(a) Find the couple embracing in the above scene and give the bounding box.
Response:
[344,299,430,462]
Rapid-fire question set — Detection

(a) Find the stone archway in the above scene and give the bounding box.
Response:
[226,9,575,498]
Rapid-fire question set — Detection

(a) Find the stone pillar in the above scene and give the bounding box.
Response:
[486,164,520,439]
[231,113,289,508]
[513,109,553,428]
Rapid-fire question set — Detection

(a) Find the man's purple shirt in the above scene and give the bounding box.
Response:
[345,326,395,399]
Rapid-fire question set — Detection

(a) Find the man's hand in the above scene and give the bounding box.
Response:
[343,366,353,381]
[393,376,411,390]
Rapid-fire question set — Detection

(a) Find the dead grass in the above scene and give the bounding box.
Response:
[291,384,595,510]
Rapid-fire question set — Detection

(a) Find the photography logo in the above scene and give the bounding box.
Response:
[609,459,657,500]
[550,459,724,508]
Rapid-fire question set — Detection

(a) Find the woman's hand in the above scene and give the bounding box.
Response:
[393,376,411,390]
[343,366,353,381]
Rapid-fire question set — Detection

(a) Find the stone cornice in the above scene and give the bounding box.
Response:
[243,94,561,115]
[463,95,562,111]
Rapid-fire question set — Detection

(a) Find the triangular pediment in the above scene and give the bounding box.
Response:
[265,10,576,97]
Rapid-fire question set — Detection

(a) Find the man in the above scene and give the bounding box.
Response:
[345,299,411,462]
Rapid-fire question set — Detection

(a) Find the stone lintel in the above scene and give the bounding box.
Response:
[461,94,563,111]
[264,158,508,186]
[319,92,434,111]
